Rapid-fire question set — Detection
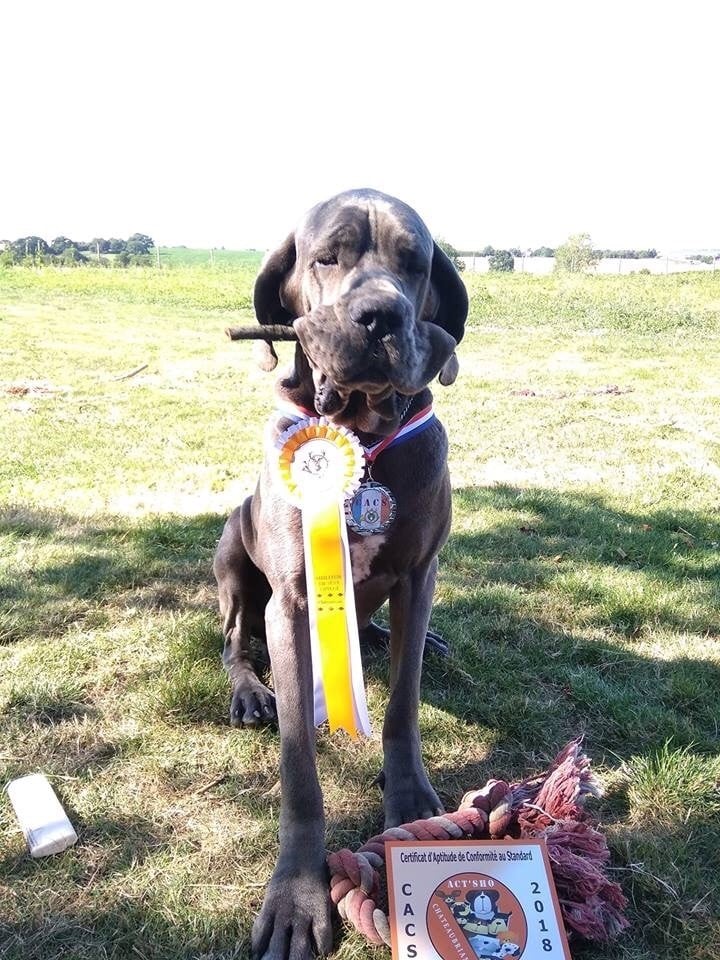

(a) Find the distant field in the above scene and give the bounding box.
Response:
[1,263,719,960]
[157,247,264,268]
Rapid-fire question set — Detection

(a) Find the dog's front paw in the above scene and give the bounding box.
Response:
[252,866,333,959]
[230,674,276,728]
[380,765,444,828]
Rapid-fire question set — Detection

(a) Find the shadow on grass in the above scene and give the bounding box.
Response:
[3,690,96,726]
[0,812,251,960]
[2,490,718,756]
[0,806,715,960]
[429,485,719,758]
[0,904,250,960]
[449,484,720,634]
[0,810,172,886]
[0,507,225,645]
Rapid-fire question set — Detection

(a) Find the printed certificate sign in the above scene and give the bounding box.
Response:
[386,840,571,960]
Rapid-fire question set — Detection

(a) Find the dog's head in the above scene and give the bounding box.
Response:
[254,189,468,431]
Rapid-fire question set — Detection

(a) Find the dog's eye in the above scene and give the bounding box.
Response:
[315,253,337,267]
[398,249,427,275]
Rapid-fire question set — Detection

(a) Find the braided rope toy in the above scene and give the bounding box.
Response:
[327,739,629,947]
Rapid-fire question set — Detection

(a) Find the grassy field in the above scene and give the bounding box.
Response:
[1,261,719,960]
[156,248,264,269]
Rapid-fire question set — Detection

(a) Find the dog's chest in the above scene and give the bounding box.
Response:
[349,534,386,583]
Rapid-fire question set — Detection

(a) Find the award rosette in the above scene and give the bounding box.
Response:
[274,417,371,738]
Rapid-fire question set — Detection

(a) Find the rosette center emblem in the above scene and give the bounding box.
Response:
[275,418,365,505]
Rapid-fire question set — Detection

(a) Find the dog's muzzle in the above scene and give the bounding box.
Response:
[345,291,411,342]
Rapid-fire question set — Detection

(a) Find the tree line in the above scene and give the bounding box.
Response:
[438,237,667,275]
[482,235,663,273]
[3,233,714,274]
[457,245,659,260]
[0,234,155,266]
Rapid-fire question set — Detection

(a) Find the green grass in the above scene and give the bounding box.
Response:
[1,263,719,959]
[158,247,264,268]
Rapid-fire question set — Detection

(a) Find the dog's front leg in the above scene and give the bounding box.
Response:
[381,559,444,828]
[252,588,333,960]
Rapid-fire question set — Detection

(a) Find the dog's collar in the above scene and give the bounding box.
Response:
[275,399,435,461]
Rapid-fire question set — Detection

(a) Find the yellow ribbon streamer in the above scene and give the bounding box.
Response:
[304,498,357,737]
[273,416,370,738]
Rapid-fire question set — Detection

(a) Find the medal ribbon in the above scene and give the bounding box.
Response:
[274,418,370,738]
[362,403,434,461]
[303,497,369,737]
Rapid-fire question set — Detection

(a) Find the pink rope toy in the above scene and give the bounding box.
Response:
[327,739,629,947]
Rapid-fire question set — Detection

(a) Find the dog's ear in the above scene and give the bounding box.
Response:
[253,339,279,371]
[438,351,459,385]
[253,232,302,326]
[423,242,468,348]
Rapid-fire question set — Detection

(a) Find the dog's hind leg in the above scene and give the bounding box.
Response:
[360,620,450,657]
[214,501,276,728]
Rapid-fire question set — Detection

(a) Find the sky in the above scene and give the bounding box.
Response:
[1,1,718,253]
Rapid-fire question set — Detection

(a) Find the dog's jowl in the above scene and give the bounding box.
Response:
[214,189,468,959]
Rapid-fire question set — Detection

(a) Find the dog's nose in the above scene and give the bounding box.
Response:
[348,300,405,339]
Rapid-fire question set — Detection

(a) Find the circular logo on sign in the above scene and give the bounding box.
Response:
[426,873,528,959]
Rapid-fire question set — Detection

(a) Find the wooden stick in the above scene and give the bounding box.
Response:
[225,325,298,341]
[112,363,148,381]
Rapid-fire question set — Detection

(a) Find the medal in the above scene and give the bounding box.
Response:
[344,480,397,536]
